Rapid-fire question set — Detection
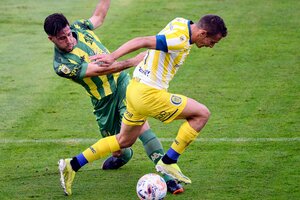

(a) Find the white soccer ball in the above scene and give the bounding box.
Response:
[136,173,167,200]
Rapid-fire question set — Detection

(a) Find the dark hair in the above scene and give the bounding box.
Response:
[197,15,227,37]
[44,13,69,36]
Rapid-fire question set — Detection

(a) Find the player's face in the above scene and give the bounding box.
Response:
[49,26,75,52]
[196,33,223,48]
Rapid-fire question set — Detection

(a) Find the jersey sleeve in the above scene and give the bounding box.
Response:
[167,30,189,52]
[155,30,189,53]
[155,35,168,52]
[156,21,190,52]
[71,19,95,31]
[53,59,88,80]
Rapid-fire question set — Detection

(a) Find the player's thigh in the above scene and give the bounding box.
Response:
[176,98,210,120]
[94,93,122,137]
[123,80,148,126]
[98,71,129,134]
[116,72,130,117]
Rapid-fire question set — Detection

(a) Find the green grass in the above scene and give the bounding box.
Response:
[0,0,299,199]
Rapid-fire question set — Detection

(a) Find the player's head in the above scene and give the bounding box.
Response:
[44,13,74,52]
[193,14,227,48]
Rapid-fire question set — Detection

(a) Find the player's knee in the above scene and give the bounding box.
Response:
[188,106,210,132]
[193,105,210,129]
[201,105,211,120]
[194,103,210,120]
[186,98,210,121]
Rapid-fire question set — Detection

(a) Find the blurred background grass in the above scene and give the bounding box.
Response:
[0,0,299,199]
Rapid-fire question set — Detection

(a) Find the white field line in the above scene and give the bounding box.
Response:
[0,137,300,144]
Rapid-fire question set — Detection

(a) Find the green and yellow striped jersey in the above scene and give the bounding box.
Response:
[53,19,125,100]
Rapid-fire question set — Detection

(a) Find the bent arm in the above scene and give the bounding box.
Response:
[89,0,111,29]
[85,62,130,77]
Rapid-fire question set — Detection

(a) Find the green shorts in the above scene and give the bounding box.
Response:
[91,73,130,138]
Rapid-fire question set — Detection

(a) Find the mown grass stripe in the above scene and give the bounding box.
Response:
[1,137,299,144]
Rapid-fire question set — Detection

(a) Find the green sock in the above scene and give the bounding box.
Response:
[118,147,133,163]
[139,129,172,182]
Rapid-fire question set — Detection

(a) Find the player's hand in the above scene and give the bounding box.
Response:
[89,54,115,67]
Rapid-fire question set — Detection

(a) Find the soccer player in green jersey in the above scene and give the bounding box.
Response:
[44,0,183,196]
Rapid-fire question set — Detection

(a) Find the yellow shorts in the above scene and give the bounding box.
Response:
[123,79,187,126]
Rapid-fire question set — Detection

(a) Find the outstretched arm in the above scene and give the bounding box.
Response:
[89,0,111,29]
[90,36,156,66]
[111,36,156,60]
[85,51,146,77]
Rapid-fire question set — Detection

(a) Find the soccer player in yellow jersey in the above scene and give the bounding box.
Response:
[90,15,227,183]
[44,0,183,196]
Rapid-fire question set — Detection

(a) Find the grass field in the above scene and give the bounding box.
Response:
[0,0,299,199]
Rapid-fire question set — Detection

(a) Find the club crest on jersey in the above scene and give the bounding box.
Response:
[59,64,71,74]
[84,33,94,44]
[180,35,186,42]
[170,95,182,106]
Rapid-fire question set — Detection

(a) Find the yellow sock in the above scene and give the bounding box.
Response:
[82,136,120,163]
[171,121,199,154]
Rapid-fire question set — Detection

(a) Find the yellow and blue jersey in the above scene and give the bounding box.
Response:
[53,19,125,100]
[133,18,192,90]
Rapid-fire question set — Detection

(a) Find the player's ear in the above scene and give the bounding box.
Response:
[198,29,207,38]
[199,29,207,38]
[48,36,54,42]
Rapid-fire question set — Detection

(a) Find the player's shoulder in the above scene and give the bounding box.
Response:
[166,17,190,37]
[70,19,94,31]
[170,17,189,25]
[168,17,190,33]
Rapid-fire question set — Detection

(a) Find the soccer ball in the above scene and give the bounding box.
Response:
[136,173,167,200]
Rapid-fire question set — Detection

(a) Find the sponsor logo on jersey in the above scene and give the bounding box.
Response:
[138,66,151,76]
[170,95,182,106]
[59,64,71,74]
[84,33,94,44]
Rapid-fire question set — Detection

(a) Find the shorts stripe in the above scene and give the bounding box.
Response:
[162,109,179,122]
[123,116,145,123]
